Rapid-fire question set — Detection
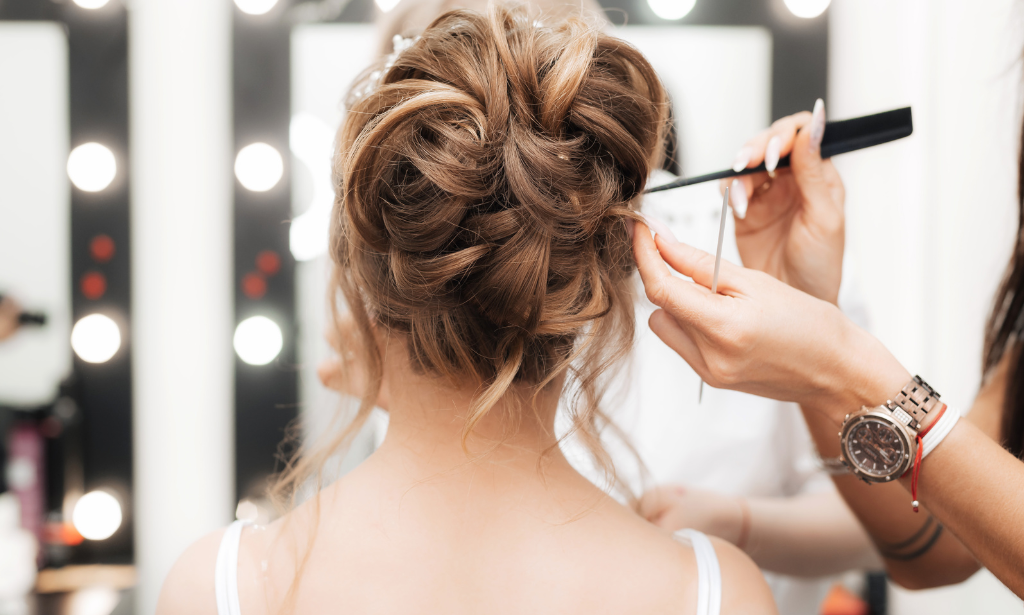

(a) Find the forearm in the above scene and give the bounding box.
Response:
[800,406,982,589]
[743,492,881,577]
[915,419,1024,596]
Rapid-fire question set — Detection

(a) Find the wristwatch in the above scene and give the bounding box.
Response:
[831,376,943,483]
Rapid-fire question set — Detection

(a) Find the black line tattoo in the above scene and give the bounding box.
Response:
[880,523,945,561]
[882,514,935,551]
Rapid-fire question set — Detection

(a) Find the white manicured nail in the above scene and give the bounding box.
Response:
[639,213,678,243]
[809,98,825,152]
[765,135,782,173]
[730,179,747,219]
[732,147,752,173]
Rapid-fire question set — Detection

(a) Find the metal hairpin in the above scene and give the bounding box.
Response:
[699,184,729,404]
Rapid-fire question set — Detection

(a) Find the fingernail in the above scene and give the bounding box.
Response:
[730,179,747,219]
[731,146,752,173]
[809,98,825,152]
[639,212,678,244]
[765,135,781,173]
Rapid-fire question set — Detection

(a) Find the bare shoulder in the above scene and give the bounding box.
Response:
[709,536,778,615]
[155,528,225,615]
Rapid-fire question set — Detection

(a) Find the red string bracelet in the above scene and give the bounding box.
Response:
[904,402,948,513]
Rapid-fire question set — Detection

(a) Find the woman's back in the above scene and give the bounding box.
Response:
[157,5,776,613]
[162,368,774,615]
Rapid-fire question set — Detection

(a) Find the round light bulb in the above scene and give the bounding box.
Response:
[783,0,831,18]
[234,316,283,366]
[73,0,110,8]
[71,314,121,364]
[235,143,284,192]
[647,0,696,20]
[73,491,122,541]
[68,143,117,192]
[235,0,278,16]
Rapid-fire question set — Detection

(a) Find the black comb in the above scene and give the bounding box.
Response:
[645,107,913,194]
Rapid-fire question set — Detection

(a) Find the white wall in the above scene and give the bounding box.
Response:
[830,0,1023,611]
[0,23,71,407]
[130,1,234,612]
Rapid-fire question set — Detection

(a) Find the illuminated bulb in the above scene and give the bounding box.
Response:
[783,0,830,18]
[235,143,284,192]
[68,587,120,615]
[234,316,283,366]
[67,143,117,192]
[235,0,278,15]
[375,0,402,13]
[647,0,696,20]
[73,0,110,8]
[73,491,122,540]
[71,314,121,363]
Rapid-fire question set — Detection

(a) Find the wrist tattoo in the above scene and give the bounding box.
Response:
[877,514,945,561]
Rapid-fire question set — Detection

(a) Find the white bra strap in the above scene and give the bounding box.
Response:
[674,529,722,615]
[215,520,250,615]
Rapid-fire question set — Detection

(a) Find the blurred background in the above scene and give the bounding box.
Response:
[0,0,1021,613]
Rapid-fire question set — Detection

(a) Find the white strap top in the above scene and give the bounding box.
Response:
[214,520,721,615]
[214,519,249,615]
[675,529,723,615]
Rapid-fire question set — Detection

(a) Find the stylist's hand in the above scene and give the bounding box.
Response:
[632,223,908,414]
[639,485,745,546]
[0,296,21,342]
[723,100,845,305]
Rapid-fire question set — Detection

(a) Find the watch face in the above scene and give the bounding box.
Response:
[845,418,908,478]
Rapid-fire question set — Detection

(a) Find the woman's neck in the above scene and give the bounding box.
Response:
[377,369,573,480]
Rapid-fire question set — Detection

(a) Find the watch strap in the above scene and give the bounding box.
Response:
[816,454,850,475]
[890,375,942,431]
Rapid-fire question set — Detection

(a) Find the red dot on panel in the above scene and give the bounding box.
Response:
[90,235,115,263]
[242,272,267,299]
[81,271,107,300]
[256,250,281,276]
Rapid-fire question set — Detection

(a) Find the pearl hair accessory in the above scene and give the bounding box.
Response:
[350,34,419,101]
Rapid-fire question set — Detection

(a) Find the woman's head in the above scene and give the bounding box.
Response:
[331,2,666,438]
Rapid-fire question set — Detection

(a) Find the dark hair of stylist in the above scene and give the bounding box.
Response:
[631,97,1024,599]
[984,131,1024,460]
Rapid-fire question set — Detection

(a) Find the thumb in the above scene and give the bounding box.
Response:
[789,98,838,218]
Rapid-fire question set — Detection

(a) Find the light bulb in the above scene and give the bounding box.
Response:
[235,0,278,16]
[647,0,696,20]
[73,491,122,540]
[235,143,284,192]
[234,316,283,366]
[68,143,117,192]
[73,0,110,8]
[783,0,830,19]
[71,314,121,363]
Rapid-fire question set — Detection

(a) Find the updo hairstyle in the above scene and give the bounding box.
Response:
[291,4,667,498]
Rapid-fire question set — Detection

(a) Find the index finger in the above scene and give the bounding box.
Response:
[632,222,710,313]
[735,110,814,170]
